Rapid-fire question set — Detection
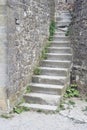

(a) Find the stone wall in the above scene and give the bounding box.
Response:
[0,0,55,112]
[70,0,87,87]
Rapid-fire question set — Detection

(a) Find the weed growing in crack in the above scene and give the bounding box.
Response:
[37,109,42,113]
[59,104,65,110]
[13,106,30,114]
[49,20,55,41]
[64,84,79,98]
[1,114,13,119]
[34,68,41,75]
[68,100,75,106]
[26,86,31,93]
[65,28,70,36]
[57,100,65,112]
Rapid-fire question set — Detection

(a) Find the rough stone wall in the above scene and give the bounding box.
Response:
[70,0,87,87]
[0,0,55,111]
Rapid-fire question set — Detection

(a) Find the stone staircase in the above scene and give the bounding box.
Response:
[21,11,72,112]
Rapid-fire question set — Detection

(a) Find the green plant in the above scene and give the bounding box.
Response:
[44,47,49,53]
[46,42,51,47]
[59,104,65,110]
[1,114,13,119]
[26,86,31,93]
[41,50,48,60]
[49,20,55,41]
[64,84,79,98]
[34,68,41,75]
[37,109,42,113]
[68,100,75,106]
[65,29,70,36]
[13,106,30,114]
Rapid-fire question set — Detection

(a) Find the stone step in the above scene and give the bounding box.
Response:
[56,27,68,32]
[20,103,58,112]
[32,75,66,85]
[60,12,71,17]
[23,93,61,106]
[53,35,70,42]
[54,33,66,37]
[47,47,71,53]
[39,67,68,76]
[30,83,64,95]
[53,35,69,41]
[55,27,69,32]
[55,12,71,17]
[56,17,71,22]
[56,11,71,16]
[56,21,70,27]
[40,60,71,68]
[50,41,70,47]
[56,19,71,23]
[54,31,65,35]
[46,53,72,60]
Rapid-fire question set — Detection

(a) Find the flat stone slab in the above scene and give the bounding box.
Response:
[59,97,87,123]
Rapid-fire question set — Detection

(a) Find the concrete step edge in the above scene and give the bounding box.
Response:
[41,60,71,63]
[46,53,72,56]
[30,83,64,89]
[49,41,70,43]
[20,103,57,111]
[47,47,71,49]
[39,67,68,71]
[32,75,66,80]
[24,92,60,98]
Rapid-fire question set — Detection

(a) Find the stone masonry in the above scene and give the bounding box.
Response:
[70,0,87,88]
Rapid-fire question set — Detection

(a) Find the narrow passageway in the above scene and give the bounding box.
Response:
[21,2,72,112]
[0,2,87,130]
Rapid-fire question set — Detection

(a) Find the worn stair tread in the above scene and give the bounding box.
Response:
[21,103,57,111]
[41,59,71,63]
[52,35,69,38]
[24,92,60,98]
[53,35,69,37]
[39,67,68,71]
[55,30,66,32]
[50,41,70,43]
[57,27,68,31]
[30,83,64,89]
[24,93,61,106]
[56,20,71,23]
[47,47,71,49]
[40,60,71,68]
[46,53,72,56]
[32,75,66,80]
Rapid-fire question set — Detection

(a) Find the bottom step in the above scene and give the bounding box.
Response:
[21,103,58,112]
